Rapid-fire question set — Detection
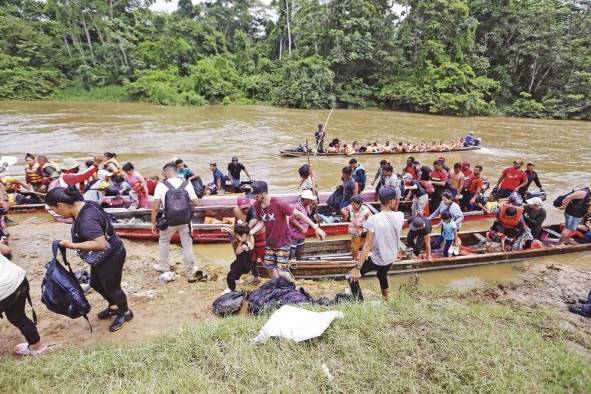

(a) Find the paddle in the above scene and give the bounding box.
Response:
[313,107,334,157]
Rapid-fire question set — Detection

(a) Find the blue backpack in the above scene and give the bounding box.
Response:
[41,240,92,330]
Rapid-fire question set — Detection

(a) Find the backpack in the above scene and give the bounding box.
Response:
[212,291,245,316]
[420,180,434,194]
[41,240,92,330]
[327,185,344,211]
[565,188,591,218]
[162,180,193,226]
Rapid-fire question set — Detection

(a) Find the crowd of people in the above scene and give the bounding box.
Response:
[1,148,591,357]
[312,126,481,154]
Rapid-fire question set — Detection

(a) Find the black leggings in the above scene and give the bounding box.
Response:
[226,256,252,291]
[90,246,128,313]
[0,278,40,345]
[348,258,392,301]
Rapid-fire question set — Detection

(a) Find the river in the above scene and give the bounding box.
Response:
[1,101,590,289]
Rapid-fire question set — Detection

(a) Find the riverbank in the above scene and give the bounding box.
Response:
[1,218,591,391]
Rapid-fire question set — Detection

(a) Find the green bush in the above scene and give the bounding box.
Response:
[504,92,547,118]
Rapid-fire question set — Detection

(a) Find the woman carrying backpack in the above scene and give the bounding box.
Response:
[45,186,133,332]
[0,253,47,355]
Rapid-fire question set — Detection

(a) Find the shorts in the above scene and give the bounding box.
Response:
[564,213,583,231]
[290,238,305,250]
[263,245,291,271]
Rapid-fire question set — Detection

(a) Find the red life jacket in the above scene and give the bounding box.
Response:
[498,203,524,229]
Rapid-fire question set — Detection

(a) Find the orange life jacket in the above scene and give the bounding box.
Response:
[25,164,43,185]
[498,203,524,229]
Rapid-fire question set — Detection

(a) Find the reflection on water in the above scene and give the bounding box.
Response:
[2,101,590,288]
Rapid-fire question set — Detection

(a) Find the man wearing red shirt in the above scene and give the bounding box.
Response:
[495,160,528,199]
[461,165,484,211]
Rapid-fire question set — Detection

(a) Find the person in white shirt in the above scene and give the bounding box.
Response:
[0,254,47,355]
[150,163,201,282]
[347,187,404,300]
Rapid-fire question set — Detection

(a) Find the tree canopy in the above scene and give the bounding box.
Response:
[1,0,589,119]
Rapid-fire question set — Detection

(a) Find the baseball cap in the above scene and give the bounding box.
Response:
[300,190,316,201]
[526,162,534,166]
[513,160,524,165]
[402,173,413,180]
[526,197,543,206]
[247,180,268,198]
[378,186,397,202]
[61,157,81,170]
[409,216,426,231]
[237,196,251,209]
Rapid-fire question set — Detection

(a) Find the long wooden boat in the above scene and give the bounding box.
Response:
[273,225,591,280]
[111,204,496,244]
[280,145,481,158]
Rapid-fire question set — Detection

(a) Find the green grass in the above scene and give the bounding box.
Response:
[52,84,130,103]
[1,292,590,393]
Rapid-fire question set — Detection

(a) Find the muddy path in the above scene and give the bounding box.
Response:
[1,217,590,358]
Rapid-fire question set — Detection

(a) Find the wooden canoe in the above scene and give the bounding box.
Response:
[111,206,496,244]
[272,225,591,279]
[280,146,481,158]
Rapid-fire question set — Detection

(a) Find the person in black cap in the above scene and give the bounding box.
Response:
[347,186,405,300]
[519,162,543,196]
[227,157,252,193]
[248,181,326,281]
[405,215,432,261]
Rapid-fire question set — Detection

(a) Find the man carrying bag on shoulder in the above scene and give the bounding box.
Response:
[151,163,202,282]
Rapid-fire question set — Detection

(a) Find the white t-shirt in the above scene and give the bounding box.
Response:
[364,211,404,266]
[0,254,25,302]
[154,177,197,206]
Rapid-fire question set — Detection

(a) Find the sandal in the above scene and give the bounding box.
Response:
[14,343,48,356]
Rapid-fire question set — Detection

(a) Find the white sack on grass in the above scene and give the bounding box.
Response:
[252,305,344,344]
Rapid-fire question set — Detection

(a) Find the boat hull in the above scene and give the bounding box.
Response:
[280,146,481,157]
[277,225,591,279]
[112,210,495,244]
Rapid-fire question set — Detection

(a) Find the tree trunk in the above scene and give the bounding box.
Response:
[63,35,73,59]
[285,0,292,56]
[81,15,95,62]
[528,58,538,93]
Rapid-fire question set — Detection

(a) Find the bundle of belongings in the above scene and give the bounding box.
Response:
[212,277,355,317]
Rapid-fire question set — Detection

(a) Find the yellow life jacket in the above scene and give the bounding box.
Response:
[25,164,43,184]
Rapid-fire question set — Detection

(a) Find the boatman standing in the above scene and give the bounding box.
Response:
[314,124,325,153]
[347,186,404,301]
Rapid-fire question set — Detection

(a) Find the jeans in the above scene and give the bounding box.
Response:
[91,244,128,313]
[564,213,583,231]
[412,194,428,216]
[348,258,392,301]
[0,278,40,345]
[158,224,196,275]
[443,239,454,257]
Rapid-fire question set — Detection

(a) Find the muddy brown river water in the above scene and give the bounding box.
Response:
[1,101,590,289]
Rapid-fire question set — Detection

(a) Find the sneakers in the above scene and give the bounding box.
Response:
[109,310,134,332]
[568,305,591,318]
[188,269,204,283]
[153,264,170,273]
[97,307,119,320]
[14,342,48,356]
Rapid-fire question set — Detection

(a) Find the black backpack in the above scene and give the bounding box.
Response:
[41,241,92,329]
[163,180,193,226]
[212,291,245,316]
[327,185,344,211]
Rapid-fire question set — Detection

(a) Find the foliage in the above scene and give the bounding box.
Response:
[0,0,590,119]
[1,293,590,392]
[504,92,547,118]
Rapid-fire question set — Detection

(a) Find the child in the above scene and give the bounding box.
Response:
[346,195,373,259]
[476,194,498,214]
[440,211,458,257]
[224,222,255,293]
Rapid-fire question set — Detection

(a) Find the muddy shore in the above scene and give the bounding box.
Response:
[1,218,590,358]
